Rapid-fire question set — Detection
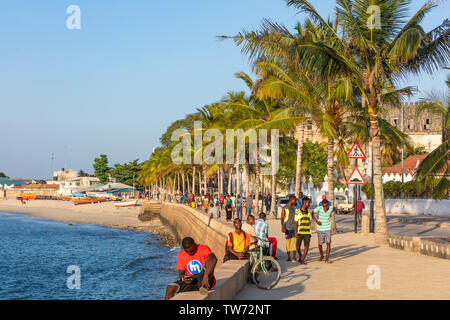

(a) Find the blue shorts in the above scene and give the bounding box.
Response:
[285,229,296,239]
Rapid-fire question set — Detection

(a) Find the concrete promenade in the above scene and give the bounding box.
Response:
[190,206,450,300]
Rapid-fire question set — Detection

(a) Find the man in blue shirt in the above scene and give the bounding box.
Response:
[296,192,304,209]
[253,212,278,260]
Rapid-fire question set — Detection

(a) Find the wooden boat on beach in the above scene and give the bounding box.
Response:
[71,198,107,205]
[114,200,138,208]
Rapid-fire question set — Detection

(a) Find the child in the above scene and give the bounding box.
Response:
[294,197,320,265]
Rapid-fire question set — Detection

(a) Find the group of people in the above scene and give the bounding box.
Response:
[281,195,334,265]
[170,192,273,223]
[164,192,336,299]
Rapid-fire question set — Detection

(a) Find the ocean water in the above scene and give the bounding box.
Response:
[0,211,179,300]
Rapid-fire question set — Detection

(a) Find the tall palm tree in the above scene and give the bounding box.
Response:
[223,71,303,215]
[226,0,449,243]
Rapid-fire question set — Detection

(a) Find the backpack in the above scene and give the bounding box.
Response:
[225,231,248,254]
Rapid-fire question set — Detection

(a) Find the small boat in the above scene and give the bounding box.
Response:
[71,198,107,205]
[114,200,138,208]
[71,193,86,198]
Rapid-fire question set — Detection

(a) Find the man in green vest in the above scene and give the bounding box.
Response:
[294,197,320,265]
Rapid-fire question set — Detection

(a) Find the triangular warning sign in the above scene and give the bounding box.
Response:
[346,166,366,185]
[347,141,367,159]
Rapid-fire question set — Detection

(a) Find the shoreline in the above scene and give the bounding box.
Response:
[0,199,178,246]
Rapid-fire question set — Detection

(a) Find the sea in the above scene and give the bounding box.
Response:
[0,211,179,300]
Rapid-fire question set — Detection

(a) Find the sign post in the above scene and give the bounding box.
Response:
[346,141,367,233]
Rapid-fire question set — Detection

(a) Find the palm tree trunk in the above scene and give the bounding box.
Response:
[370,114,388,243]
[255,145,261,214]
[295,123,305,197]
[236,164,241,197]
[172,175,176,195]
[244,160,250,197]
[198,169,202,195]
[327,137,337,234]
[192,166,196,194]
[270,137,278,217]
[203,167,207,195]
[219,167,224,195]
[227,168,232,195]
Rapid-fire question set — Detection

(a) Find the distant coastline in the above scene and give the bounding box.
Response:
[0,199,178,246]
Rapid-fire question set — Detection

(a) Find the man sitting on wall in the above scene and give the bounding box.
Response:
[223,218,251,262]
[165,237,217,300]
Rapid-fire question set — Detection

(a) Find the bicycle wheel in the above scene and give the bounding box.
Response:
[251,256,281,290]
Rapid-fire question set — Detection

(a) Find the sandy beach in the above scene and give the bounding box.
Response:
[0,199,177,245]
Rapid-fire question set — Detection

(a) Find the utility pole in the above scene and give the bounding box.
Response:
[64,145,68,170]
[133,173,135,198]
[50,153,55,180]
[353,158,358,233]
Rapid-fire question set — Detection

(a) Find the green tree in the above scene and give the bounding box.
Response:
[302,141,328,188]
[0,172,8,178]
[93,155,110,183]
[110,160,142,189]
[78,170,90,177]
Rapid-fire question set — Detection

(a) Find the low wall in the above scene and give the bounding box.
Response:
[384,199,450,217]
[159,202,233,263]
[145,202,250,300]
[1,189,58,200]
[388,235,450,260]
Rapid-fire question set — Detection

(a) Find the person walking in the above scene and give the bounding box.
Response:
[264,194,270,213]
[236,194,243,221]
[230,193,236,219]
[295,197,320,265]
[219,194,224,210]
[354,197,365,227]
[280,195,298,262]
[225,194,233,222]
[313,200,334,263]
[246,194,253,216]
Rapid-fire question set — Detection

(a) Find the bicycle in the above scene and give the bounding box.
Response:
[249,237,281,290]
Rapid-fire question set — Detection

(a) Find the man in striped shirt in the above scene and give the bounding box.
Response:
[295,197,320,265]
[313,200,334,263]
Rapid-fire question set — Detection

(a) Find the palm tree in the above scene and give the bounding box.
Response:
[227,0,449,243]
[223,71,303,215]
[415,77,449,198]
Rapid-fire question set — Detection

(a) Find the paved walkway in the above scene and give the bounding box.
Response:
[236,217,449,299]
[187,204,449,299]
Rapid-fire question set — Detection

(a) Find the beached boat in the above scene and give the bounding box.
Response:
[85,192,120,201]
[114,200,138,208]
[71,193,86,198]
[71,198,107,205]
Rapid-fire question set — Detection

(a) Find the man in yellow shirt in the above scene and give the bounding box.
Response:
[223,218,251,262]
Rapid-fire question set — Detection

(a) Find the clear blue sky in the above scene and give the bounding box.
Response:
[1,0,448,179]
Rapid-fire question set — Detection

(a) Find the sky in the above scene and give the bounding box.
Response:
[0,0,448,179]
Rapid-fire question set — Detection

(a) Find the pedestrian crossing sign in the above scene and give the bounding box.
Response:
[347,141,367,159]
[346,166,366,185]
